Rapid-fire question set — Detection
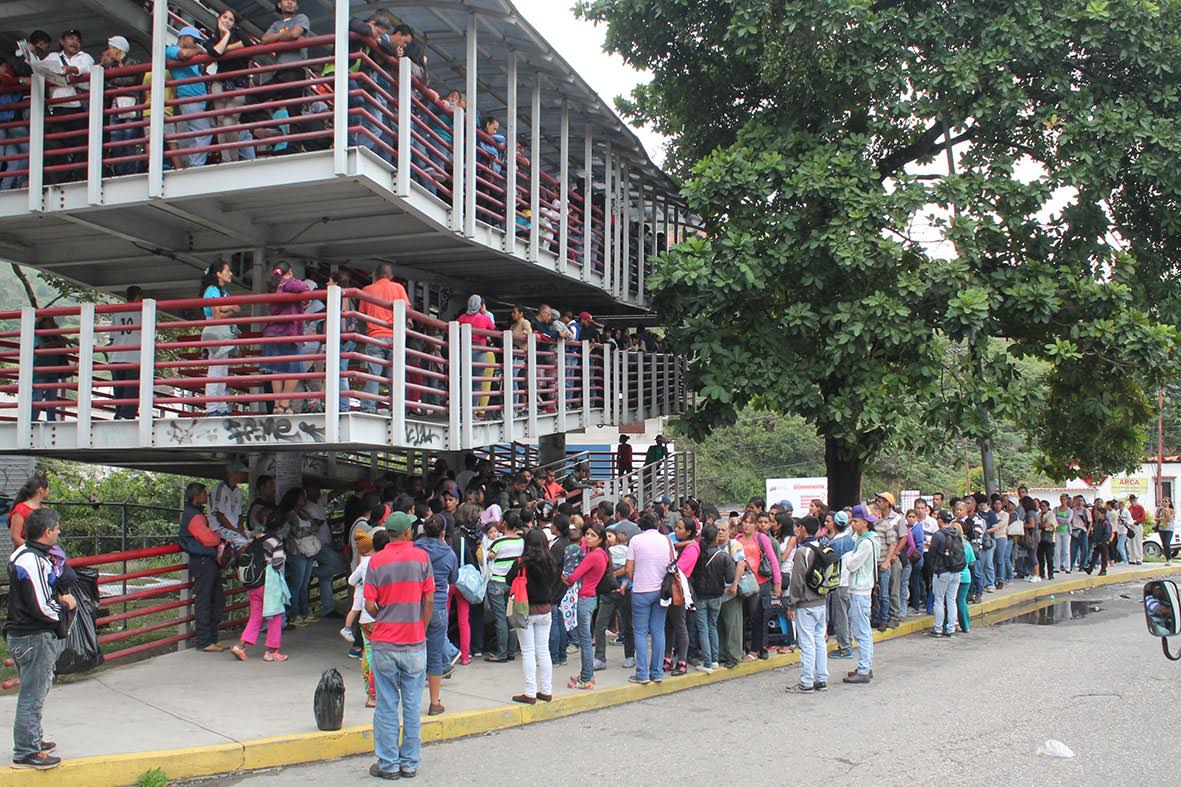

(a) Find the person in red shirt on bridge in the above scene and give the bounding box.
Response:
[357,262,410,414]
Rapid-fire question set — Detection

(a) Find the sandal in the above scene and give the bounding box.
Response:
[231,644,247,661]
[365,696,376,708]
[263,651,288,662]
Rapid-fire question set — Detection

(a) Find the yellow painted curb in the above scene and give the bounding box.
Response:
[10,565,1177,786]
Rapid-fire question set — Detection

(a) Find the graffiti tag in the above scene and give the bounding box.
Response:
[225,417,324,444]
[405,422,440,447]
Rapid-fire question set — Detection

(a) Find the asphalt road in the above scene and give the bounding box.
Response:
[199,582,1178,787]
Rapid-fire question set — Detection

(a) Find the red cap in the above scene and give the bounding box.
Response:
[579,311,593,322]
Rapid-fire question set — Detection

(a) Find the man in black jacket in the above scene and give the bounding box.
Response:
[6,509,75,770]
[690,524,735,673]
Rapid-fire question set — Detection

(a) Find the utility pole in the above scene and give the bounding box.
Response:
[1158,387,1165,507]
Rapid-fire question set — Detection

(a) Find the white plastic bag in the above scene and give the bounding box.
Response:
[1036,740,1074,758]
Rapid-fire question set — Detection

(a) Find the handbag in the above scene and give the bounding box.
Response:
[263,564,291,618]
[455,539,487,604]
[756,534,774,579]
[507,563,529,629]
[737,568,759,597]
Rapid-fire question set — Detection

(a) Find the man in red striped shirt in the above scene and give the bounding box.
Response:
[364,511,433,780]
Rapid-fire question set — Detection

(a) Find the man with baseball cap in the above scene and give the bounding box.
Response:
[365,509,433,779]
[44,29,93,184]
[166,26,213,168]
[100,36,142,176]
[826,510,856,659]
[841,504,879,683]
[872,492,906,630]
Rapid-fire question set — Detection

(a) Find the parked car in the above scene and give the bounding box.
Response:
[1143,529,1181,558]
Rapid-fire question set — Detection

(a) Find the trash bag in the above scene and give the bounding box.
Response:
[313,667,346,731]
[1036,740,1075,758]
[55,567,104,675]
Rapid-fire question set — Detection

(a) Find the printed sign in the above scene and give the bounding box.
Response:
[1110,476,1149,496]
[765,477,829,512]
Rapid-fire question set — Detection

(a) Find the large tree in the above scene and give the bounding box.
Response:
[582,0,1180,504]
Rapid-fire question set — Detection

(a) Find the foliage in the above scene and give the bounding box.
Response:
[581,0,1180,497]
[136,767,169,787]
[0,261,111,310]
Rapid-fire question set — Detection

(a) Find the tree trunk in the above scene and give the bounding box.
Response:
[10,263,38,308]
[979,435,997,495]
[825,434,863,508]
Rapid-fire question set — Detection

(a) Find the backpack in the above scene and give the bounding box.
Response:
[236,538,268,588]
[804,542,841,595]
[936,529,966,573]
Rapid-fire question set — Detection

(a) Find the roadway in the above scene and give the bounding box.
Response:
[197,581,1178,786]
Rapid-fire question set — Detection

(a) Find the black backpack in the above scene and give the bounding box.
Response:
[236,538,268,588]
[936,529,967,573]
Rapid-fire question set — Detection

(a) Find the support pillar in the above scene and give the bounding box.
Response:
[539,432,566,469]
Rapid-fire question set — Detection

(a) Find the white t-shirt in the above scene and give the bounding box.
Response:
[109,310,142,364]
[48,50,95,106]
[305,496,331,546]
[209,481,248,546]
[348,555,374,624]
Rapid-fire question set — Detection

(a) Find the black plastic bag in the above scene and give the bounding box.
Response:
[55,567,104,675]
[314,667,346,731]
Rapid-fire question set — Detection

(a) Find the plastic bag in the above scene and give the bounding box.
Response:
[55,567,104,675]
[507,567,529,629]
[1036,740,1075,758]
[313,667,346,731]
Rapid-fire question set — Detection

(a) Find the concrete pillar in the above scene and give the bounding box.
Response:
[539,432,566,469]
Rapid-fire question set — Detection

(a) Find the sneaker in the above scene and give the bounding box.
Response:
[39,741,56,753]
[399,767,417,779]
[694,663,714,674]
[814,681,828,691]
[339,627,356,644]
[784,683,814,694]
[927,630,944,638]
[347,647,363,659]
[627,675,649,685]
[842,672,872,684]
[449,651,462,668]
[623,657,636,669]
[12,752,61,770]
[1084,564,1094,575]
[303,614,321,624]
[995,581,1004,589]
[847,669,875,678]
[985,586,996,593]
[830,648,854,659]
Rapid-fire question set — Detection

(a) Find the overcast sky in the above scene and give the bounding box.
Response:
[513,0,667,165]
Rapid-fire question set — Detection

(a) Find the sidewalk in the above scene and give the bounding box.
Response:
[2,562,1175,786]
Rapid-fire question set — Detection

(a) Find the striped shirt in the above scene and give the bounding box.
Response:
[363,541,434,651]
[487,535,524,583]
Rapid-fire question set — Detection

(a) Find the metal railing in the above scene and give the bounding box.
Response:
[0,2,689,303]
[0,287,688,451]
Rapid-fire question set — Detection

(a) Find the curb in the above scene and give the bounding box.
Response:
[13,565,1177,786]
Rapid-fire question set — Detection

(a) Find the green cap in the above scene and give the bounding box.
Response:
[387,511,414,537]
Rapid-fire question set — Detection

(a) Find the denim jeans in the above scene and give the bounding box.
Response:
[517,612,552,697]
[1116,532,1129,563]
[593,591,634,661]
[631,590,667,681]
[286,552,314,618]
[828,586,851,650]
[848,593,873,676]
[548,604,569,664]
[313,545,345,616]
[486,580,517,659]
[108,118,140,175]
[900,560,913,612]
[426,603,448,676]
[1053,532,1071,569]
[692,595,722,665]
[176,97,212,167]
[190,554,225,647]
[977,545,995,588]
[576,596,596,681]
[0,124,29,190]
[371,646,426,774]
[906,556,924,610]
[7,631,65,760]
[932,571,959,634]
[994,538,1013,583]
[873,567,890,625]
[1071,531,1090,569]
[795,604,829,688]
[361,342,393,413]
[31,385,58,421]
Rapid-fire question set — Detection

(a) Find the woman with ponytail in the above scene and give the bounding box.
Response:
[261,262,311,414]
[200,261,240,417]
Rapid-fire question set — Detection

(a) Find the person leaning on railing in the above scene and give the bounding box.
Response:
[178,482,227,654]
[261,262,311,415]
[199,261,240,417]
[44,29,93,185]
[166,26,214,169]
[261,0,324,154]
[205,6,256,163]
[357,262,410,414]
[100,35,143,176]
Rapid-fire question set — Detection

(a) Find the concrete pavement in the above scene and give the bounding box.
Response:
[201,580,1176,787]
[2,562,1176,785]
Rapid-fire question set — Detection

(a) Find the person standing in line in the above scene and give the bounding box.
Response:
[1127,494,1145,565]
[928,510,963,638]
[6,509,76,770]
[44,29,93,184]
[483,511,524,663]
[736,511,783,661]
[261,0,313,153]
[1156,497,1175,565]
[1084,498,1112,576]
[871,492,905,630]
[1036,499,1056,581]
[415,513,458,716]
[230,518,288,662]
[562,521,609,690]
[826,511,856,659]
[107,286,143,419]
[1115,500,1133,564]
[1070,495,1090,572]
[8,475,49,548]
[785,516,829,694]
[689,523,733,673]
[505,528,558,704]
[199,261,240,417]
[364,512,434,780]
[1053,494,1073,574]
[205,7,256,162]
[955,522,977,634]
[357,262,410,414]
[179,482,226,652]
[841,505,879,684]
[260,262,311,414]
[626,512,673,684]
[714,516,748,669]
[988,495,1010,589]
[457,295,496,413]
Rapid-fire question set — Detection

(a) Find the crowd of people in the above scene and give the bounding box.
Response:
[5,456,1173,773]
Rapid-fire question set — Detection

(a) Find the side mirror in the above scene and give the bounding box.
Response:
[1144,580,1181,638]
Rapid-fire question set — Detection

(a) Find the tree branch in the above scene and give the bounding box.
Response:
[876,122,948,180]
[9,263,38,308]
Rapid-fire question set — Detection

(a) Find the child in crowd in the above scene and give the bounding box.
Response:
[232,518,288,663]
[350,528,382,707]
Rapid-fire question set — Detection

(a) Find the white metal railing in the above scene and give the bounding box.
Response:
[589,451,698,512]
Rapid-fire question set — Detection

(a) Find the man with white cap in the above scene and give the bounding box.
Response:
[45,29,93,183]
[100,35,142,175]
[457,294,496,413]
[841,504,879,684]
[165,26,213,167]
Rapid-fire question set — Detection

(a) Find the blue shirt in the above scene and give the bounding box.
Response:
[827,531,855,561]
[909,522,925,556]
[202,284,225,319]
[165,45,206,98]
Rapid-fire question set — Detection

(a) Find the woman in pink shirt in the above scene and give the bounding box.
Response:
[737,512,782,661]
[564,522,608,690]
[457,294,497,413]
[261,262,311,414]
[663,517,701,676]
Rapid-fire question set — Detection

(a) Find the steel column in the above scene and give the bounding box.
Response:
[502,329,515,443]
[137,299,157,446]
[464,13,478,238]
[504,52,518,252]
[529,77,541,261]
[332,0,349,173]
[148,0,167,198]
[582,128,592,280]
[26,77,44,212]
[460,322,474,448]
[451,106,465,232]
[15,308,34,446]
[448,321,461,449]
[76,303,96,448]
[324,285,342,442]
[390,299,407,443]
[87,66,104,205]
[559,101,569,272]
[396,56,412,195]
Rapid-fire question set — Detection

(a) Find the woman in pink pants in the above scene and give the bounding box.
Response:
[232,520,288,662]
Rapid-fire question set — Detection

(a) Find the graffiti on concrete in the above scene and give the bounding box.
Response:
[224,417,325,445]
[405,422,440,447]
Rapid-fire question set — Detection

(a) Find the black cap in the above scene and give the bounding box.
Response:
[937,510,954,523]
[61,29,82,39]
